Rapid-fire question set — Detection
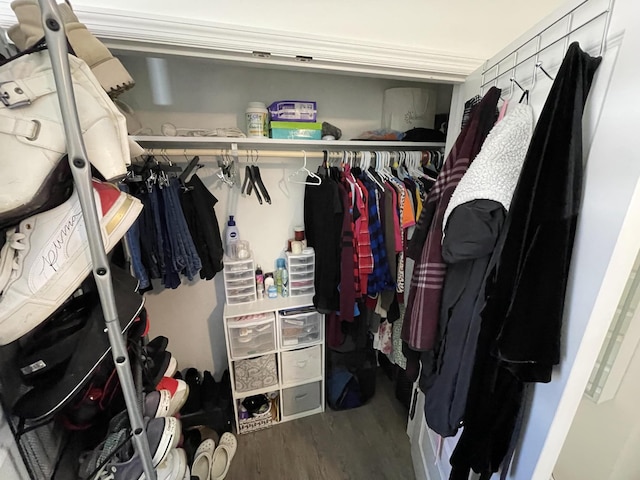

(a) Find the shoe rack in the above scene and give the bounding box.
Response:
[36,1,156,478]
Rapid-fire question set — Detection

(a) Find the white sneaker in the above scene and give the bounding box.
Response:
[156,448,188,480]
[0,180,142,345]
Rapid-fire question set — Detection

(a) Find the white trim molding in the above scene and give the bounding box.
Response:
[0,3,483,82]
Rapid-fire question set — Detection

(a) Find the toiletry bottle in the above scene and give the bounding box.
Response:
[225,215,239,253]
[265,275,276,299]
[275,258,285,296]
[255,265,264,299]
[281,263,289,298]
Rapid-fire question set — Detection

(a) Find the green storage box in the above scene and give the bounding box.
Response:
[270,121,323,140]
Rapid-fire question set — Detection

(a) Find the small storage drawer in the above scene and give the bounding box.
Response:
[224,258,254,272]
[281,345,321,384]
[234,354,278,393]
[226,284,256,297]
[280,311,321,347]
[288,271,314,282]
[290,286,315,297]
[281,381,321,417]
[228,319,275,358]
[286,252,314,266]
[288,263,314,274]
[224,269,254,281]
[227,293,257,305]
[289,278,314,289]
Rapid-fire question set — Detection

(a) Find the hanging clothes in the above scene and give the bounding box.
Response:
[122,161,205,289]
[449,42,602,480]
[179,174,224,281]
[304,171,343,313]
[420,104,534,438]
[402,87,501,352]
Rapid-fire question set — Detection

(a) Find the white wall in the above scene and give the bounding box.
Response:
[119,57,451,374]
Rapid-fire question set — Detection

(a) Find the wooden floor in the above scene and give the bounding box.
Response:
[227,371,415,480]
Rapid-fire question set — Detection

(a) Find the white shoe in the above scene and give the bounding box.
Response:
[191,439,215,480]
[210,433,237,480]
[0,181,142,345]
[0,50,130,227]
[156,448,188,480]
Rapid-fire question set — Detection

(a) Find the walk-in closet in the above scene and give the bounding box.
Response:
[0,0,638,479]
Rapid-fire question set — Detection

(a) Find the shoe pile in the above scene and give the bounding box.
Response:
[78,407,185,480]
[0,0,141,346]
[178,368,234,434]
[75,338,239,480]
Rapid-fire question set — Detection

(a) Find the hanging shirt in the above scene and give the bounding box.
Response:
[361,177,395,296]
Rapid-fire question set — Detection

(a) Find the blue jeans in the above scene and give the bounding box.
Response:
[161,179,202,282]
[119,184,150,290]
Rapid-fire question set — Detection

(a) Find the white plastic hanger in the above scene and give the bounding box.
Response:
[288,150,321,186]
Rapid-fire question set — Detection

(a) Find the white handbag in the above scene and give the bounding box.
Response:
[0,43,129,228]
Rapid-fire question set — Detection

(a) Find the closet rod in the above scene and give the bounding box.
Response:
[143,148,441,158]
[480,8,608,90]
[481,0,595,76]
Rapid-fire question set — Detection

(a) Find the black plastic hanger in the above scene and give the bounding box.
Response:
[251,165,271,204]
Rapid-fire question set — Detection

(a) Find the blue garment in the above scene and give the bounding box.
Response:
[160,179,202,282]
[119,184,150,290]
[152,187,181,289]
[360,176,395,295]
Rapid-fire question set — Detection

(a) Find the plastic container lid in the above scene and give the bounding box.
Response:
[277,258,285,268]
[228,215,236,226]
[247,102,267,110]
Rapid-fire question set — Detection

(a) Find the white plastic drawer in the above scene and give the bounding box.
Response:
[226,284,255,297]
[224,258,254,271]
[280,312,321,347]
[281,381,321,417]
[288,271,314,282]
[224,269,254,281]
[289,278,314,289]
[288,263,315,274]
[227,293,257,305]
[228,321,275,358]
[290,286,315,297]
[281,345,321,384]
[224,276,255,287]
[286,254,314,266]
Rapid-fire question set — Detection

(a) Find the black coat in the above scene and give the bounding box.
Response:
[421,199,505,438]
[450,42,602,479]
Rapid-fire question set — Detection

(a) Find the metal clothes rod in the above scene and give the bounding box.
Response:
[37,1,156,479]
[144,148,443,159]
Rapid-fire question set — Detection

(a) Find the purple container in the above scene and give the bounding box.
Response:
[268,100,317,122]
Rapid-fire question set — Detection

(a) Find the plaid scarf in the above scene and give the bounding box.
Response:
[402,87,501,351]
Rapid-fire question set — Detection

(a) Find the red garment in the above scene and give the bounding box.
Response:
[403,87,501,351]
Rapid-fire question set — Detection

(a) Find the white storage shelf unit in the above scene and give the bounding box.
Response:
[223,295,325,433]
